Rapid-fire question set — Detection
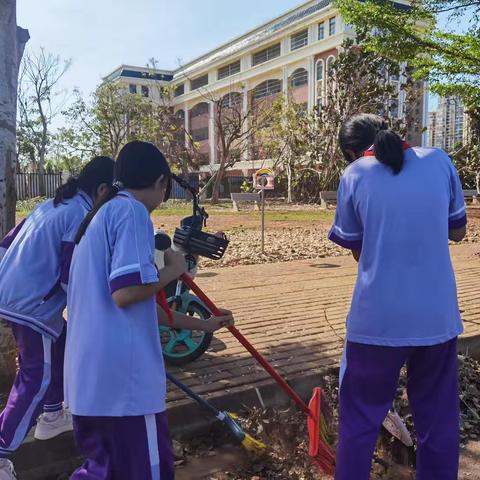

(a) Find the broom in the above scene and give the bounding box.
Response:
[166,372,266,454]
[180,273,336,474]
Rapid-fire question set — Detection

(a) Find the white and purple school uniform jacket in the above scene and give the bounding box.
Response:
[329,146,466,347]
[65,191,166,417]
[0,191,93,340]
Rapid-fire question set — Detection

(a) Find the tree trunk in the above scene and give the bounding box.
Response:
[38,149,46,196]
[286,158,293,204]
[0,0,29,386]
[211,160,227,204]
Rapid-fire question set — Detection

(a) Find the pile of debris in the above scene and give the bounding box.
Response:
[178,355,480,479]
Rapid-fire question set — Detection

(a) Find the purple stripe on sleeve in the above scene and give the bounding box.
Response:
[0,218,26,250]
[60,241,76,285]
[328,230,363,251]
[449,214,467,230]
[110,272,142,294]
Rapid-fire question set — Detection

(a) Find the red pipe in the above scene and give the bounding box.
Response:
[180,274,311,416]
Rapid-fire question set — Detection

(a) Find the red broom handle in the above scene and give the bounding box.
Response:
[180,274,310,416]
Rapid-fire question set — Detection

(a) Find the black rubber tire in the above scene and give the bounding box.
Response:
[162,301,213,366]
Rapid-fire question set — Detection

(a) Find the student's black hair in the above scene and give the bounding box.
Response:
[53,156,115,207]
[75,141,171,244]
[338,113,404,174]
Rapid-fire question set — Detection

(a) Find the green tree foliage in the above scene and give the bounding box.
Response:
[262,38,418,201]
[336,0,480,187]
[62,82,197,174]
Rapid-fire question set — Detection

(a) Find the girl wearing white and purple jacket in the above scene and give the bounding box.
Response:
[0,157,114,480]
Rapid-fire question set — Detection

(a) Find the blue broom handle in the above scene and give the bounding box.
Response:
[166,372,220,418]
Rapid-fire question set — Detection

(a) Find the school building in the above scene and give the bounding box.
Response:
[104,0,428,174]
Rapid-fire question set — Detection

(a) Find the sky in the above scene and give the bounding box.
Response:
[17,0,303,99]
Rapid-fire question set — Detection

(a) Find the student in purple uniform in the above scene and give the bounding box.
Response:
[65,141,234,480]
[329,114,466,480]
[0,157,115,480]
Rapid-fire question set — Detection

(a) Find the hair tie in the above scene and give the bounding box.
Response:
[112,180,124,193]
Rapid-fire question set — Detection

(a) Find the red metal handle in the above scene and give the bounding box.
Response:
[156,289,174,327]
[180,273,310,415]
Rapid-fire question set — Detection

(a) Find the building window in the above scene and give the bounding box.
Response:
[198,153,210,165]
[291,29,308,51]
[252,43,281,67]
[191,74,209,91]
[253,79,282,100]
[290,68,308,88]
[318,22,325,40]
[316,61,324,81]
[326,56,335,76]
[141,85,149,98]
[218,61,241,80]
[175,109,185,121]
[174,84,185,97]
[190,102,209,118]
[191,127,209,142]
[129,84,137,94]
[329,17,336,36]
[220,92,242,109]
[315,60,324,107]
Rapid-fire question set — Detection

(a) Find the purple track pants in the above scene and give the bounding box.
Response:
[336,338,459,480]
[0,322,66,458]
[71,412,175,480]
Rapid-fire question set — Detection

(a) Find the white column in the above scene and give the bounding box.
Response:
[241,55,250,72]
[308,56,315,111]
[281,37,289,56]
[209,101,216,165]
[184,106,190,149]
[308,25,316,45]
[282,66,289,103]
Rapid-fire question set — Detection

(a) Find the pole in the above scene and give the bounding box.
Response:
[261,187,265,255]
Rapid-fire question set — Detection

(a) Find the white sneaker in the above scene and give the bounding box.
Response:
[34,409,73,441]
[0,459,17,480]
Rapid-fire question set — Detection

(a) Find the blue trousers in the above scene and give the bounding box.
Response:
[336,338,459,480]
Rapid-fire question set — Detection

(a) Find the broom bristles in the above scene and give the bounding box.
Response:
[242,433,267,454]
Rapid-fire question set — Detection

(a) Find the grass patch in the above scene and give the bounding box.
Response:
[215,209,335,223]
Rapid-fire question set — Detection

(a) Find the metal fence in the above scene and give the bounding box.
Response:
[171,174,199,199]
[15,172,201,201]
[16,172,64,200]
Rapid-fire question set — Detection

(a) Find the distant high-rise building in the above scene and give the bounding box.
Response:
[428,111,440,148]
[428,95,464,152]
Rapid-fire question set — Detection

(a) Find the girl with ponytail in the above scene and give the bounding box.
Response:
[65,141,233,480]
[0,156,114,479]
[331,113,467,479]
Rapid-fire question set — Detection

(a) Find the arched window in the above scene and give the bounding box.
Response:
[253,79,282,101]
[220,92,242,109]
[326,56,335,77]
[190,102,209,118]
[290,68,308,88]
[175,109,185,121]
[315,60,325,108]
[316,61,324,82]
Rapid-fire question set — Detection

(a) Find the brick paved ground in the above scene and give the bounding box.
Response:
[166,242,480,406]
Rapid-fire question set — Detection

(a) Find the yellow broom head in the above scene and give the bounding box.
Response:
[242,432,267,454]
